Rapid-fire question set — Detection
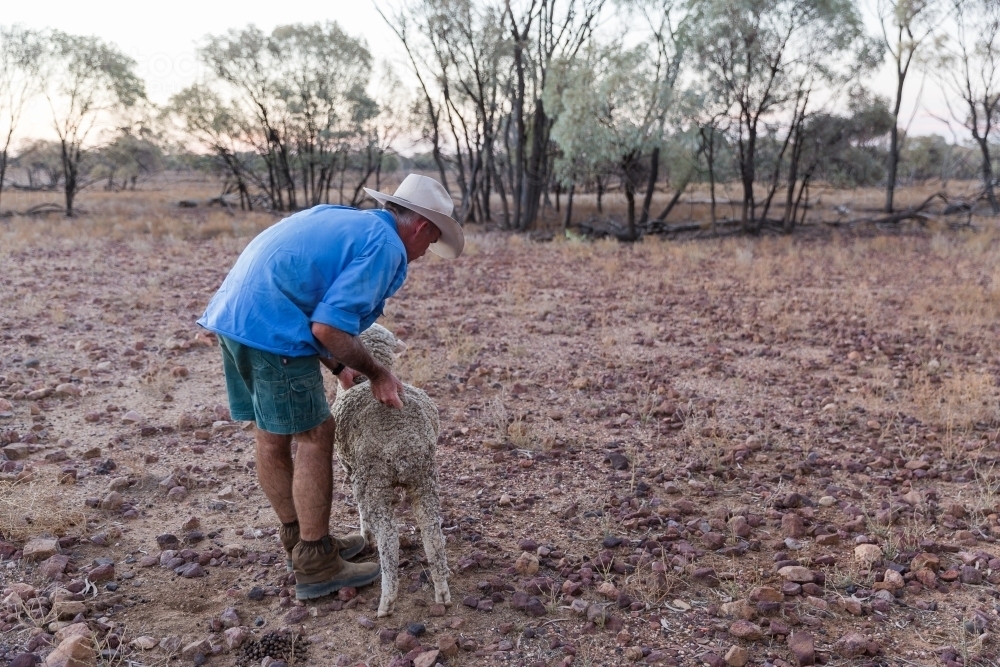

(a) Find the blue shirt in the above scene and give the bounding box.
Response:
[197,205,407,357]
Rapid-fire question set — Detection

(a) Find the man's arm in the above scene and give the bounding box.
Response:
[311,322,404,409]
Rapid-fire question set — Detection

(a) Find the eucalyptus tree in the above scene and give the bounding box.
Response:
[690,0,875,232]
[420,0,510,223]
[167,84,259,209]
[269,22,376,208]
[0,26,43,210]
[551,35,686,239]
[875,0,939,212]
[933,0,1000,213]
[197,23,384,211]
[39,31,146,215]
[506,0,605,230]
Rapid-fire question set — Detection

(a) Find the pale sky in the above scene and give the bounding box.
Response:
[6,0,954,145]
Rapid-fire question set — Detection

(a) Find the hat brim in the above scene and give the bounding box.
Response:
[364,188,464,259]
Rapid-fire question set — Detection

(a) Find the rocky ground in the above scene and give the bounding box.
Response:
[1,207,999,667]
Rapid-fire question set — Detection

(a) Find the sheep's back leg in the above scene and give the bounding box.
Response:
[356,482,399,617]
[411,481,451,606]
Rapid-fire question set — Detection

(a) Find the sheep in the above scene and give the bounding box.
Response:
[330,324,451,617]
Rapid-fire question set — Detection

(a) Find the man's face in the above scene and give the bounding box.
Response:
[405,219,442,262]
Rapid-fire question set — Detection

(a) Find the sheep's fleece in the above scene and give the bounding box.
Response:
[331,324,451,616]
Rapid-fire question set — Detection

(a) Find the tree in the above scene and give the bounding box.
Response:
[167,84,259,209]
[691,0,874,232]
[551,35,685,239]
[92,131,164,191]
[875,0,939,212]
[196,22,383,211]
[934,0,1000,213]
[40,31,146,215]
[0,26,43,211]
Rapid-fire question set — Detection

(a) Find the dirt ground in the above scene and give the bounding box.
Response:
[1,186,999,667]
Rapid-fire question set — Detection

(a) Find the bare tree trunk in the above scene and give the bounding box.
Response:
[624,175,636,240]
[638,146,659,226]
[0,150,9,211]
[60,140,79,216]
[511,34,527,231]
[562,182,575,231]
[597,177,604,213]
[655,176,691,222]
[974,135,1000,214]
[885,68,906,213]
[783,124,805,232]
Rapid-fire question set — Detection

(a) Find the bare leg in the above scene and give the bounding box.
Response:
[255,428,295,524]
[293,417,337,541]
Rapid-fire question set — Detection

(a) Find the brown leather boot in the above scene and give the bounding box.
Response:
[292,536,380,600]
[280,522,366,571]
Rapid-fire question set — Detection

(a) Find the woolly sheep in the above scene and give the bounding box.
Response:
[331,324,451,617]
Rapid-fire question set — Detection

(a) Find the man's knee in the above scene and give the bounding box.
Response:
[300,417,336,445]
[256,428,293,452]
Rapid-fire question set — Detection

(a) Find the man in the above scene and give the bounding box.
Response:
[197,174,464,600]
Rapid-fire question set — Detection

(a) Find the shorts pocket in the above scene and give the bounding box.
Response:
[289,372,327,425]
[254,379,292,427]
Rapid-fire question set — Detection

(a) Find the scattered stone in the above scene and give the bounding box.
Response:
[413,650,439,667]
[781,513,805,538]
[788,632,815,666]
[749,586,782,603]
[395,632,419,652]
[130,637,157,651]
[220,607,240,628]
[181,639,211,659]
[43,635,94,667]
[515,551,540,575]
[175,563,205,578]
[911,553,940,572]
[121,411,144,424]
[156,534,180,549]
[724,645,749,667]
[961,565,983,585]
[854,544,883,568]
[23,538,60,562]
[438,634,458,658]
[728,620,762,641]
[87,563,115,583]
[834,632,869,658]
[99,492,124,511]
[284,607,308,624]
[40,555,71,580]
[777,566,813,583]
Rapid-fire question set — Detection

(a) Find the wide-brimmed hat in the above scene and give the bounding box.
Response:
[364,175,464,259]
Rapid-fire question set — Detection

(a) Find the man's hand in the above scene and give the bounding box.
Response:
[370,371,405,409]
[336,367,363,390]
[311,322,405,409]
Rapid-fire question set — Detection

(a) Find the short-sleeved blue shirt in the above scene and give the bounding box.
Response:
[197,205,407,357]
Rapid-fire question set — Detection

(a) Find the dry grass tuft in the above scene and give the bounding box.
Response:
[0,479,87,542]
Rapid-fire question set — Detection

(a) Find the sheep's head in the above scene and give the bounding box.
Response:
[360,323,406,369]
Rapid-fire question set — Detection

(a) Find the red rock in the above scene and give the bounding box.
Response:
[728,620,762,641]
[834,632,869,658]
[87,564,115,583]
[781,513,805,538]
[395,632,419,652]
[788,632,815,666]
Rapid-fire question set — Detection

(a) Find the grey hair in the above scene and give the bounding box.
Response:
[383,202,424,230]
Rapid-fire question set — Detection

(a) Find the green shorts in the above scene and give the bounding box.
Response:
[218,335,331,435]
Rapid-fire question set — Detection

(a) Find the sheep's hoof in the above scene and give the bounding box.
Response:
[377,607,393,618]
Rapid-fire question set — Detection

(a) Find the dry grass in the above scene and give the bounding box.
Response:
[0,479,87,542]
